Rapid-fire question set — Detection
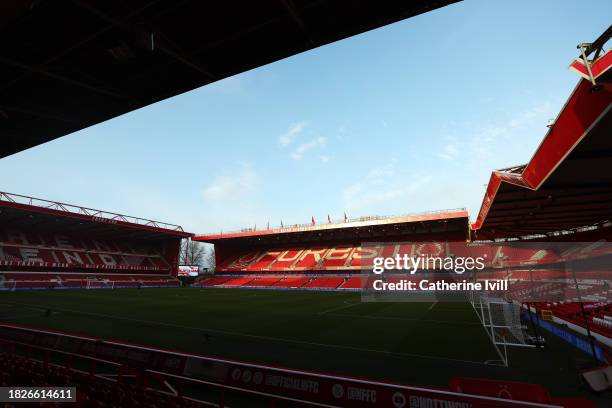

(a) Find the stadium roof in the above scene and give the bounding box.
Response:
[471,49,611,240]
[194,209,469,245]
[0,191,192,240]
[0,0,458,158]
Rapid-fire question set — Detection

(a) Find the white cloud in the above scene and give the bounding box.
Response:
[468,101,555,164]
[195,164,271,232]
[434,100,558,167]
[342,161,433,213]
[437,143,459,160]
[343,183,364,202]
[203,164,256,203]
[508,101,553,129]
[290,136,327,160]
[365,161,395,184]
[279,121,307,147]
[204,75,248,96]
[337,123,355,140]
[371,176,432,201]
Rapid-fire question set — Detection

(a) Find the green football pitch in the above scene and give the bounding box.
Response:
[0,287,598,396]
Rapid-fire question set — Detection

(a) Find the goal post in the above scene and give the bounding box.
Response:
[470,292,534,366]
[487,299,528,346]
[86,279,115,290]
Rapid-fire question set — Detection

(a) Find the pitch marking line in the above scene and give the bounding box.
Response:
[2,301,498,367]
[324,312,482,326]
[193,290,266,299]
[317,299,361,315]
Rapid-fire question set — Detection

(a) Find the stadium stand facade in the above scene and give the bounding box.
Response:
[193,210,470,291]
[0,192,191,291]
[196,224,612,352]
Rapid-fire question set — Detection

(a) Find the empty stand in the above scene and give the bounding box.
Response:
[213,242,593,274]
[302,277,345,289]
[269,249,304,270]
[1,271,180,290]
[241,276,283,287]
[248,250,282,270]
[272,276,312,288]
[193,275,361,291]
[339,276,364,289]
[221,276,256,287]
[0,228,171,273]
[0,353,203,408]
[194,276,235,287]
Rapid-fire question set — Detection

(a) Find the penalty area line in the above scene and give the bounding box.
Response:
[325,312,482,326]
[317,299,361,315]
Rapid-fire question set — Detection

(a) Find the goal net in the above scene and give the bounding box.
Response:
[86,279,115,290]
[470,292,532,366]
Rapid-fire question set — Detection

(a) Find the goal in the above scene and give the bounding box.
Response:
[470,292,533,366]
[86,279,115,290]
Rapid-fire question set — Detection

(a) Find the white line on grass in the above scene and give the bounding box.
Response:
[469,301,509,367]
[317,299,361,315]
[325,312,482,326]
[1,301,497,367]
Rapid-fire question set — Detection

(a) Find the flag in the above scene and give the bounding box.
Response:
[311,216,316,225]
[344,212,348,222]
[328,214,331,223]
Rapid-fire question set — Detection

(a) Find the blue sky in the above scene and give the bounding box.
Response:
[1,0,610,234]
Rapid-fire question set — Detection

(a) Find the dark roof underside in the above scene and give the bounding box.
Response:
[0,204,185,241]
[474,81,612,239]
[480,113,612,237]
[0,0,458,158]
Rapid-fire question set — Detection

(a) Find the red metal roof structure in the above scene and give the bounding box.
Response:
[471,29,612,240]
[195,209,469,246]
[0,191,192,240]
